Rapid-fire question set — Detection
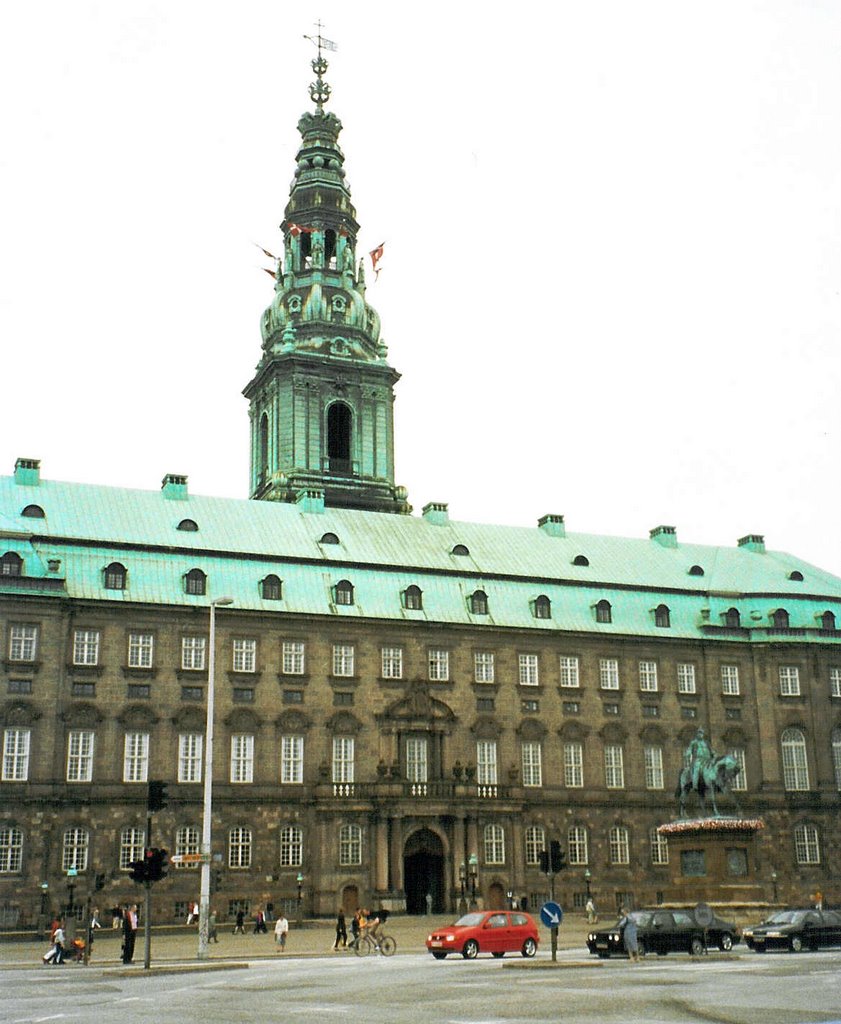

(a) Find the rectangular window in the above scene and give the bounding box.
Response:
[599,658,619,690]
[794,825,820,865]
[0,828,22,873]
[477,740,498,786]
[650,828,669,865]
[175,826,200,869]
[518,654,539,686]
[284,690,304,704]
[67,729,94,782]
[639,660,658,692]
[73,629,100,666]
[128,632,154,669]
[178,733,202,783]
[406,737,428,783]
[730,747,747,791]
[9,624,38,662]
[721,664,740,696]
[281,735,303,784]
[332,644,355,677]
[474,651,495,683]
[563,742,583,788]
[2,727,30,781]
[559,656,580,688]
[339,825,362,866]
[123,731,149,783]
[604,744,625,789]
[428,648,449,682]
[644,745,664,790]
[484,824,505,865]
[119,827,146,870]
[609,826,630,865]
[181,636,206,671]
[521,742,542,787]
[779,665,800,696]
[677,662,696,694]
[8,679,32,694]
[524,825,545,865]
[282,641,305,675]
[229,827,252,869]
[127,682,150,698]
[521,698,539,713]
[831,667,841,698]
[181,685,203,701]
[381,646,403,679]
[230,734,254,783]
[567,825,588,866]
[62,828,89,872]
[333,692,353,706]
[332,736,355,784]
[279,826,302,867]
[232,639,256,673]
[477,697,495,712]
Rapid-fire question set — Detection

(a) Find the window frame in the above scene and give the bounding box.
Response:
[123,731,150,783]
[2,726,31,781]
[66,729,95,782]
[72,628,100,667]
[638,660,658,692]
[604,744,625,789]
[559,655,580,689]
[281,734,304,784]
[230,733,255,783]
[178,732,203,783]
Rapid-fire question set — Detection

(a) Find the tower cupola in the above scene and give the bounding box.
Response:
[243,34,410,514]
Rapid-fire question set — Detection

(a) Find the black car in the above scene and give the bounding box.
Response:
[586,908,739,958]
[743,909,841,953]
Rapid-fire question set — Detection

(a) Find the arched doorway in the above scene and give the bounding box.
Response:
[403,828,445,915]
[486,882,506,910]
[341,884,359,916]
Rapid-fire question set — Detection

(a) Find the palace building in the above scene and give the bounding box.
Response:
[2,47,840,928]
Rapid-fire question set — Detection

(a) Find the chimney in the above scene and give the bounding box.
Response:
[422,502,449,526]
[296,487,325,514]
[538,514,566,538]
[161,474,189,500]
[14,458,40,486]
[649,525,678,548]
[738,534,765,554]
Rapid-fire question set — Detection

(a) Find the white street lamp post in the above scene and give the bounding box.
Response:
[197,596,234,960]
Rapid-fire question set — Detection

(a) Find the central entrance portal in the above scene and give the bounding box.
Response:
[403,828,445,915]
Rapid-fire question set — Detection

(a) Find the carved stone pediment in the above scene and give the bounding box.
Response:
[2,700,41,726]
[377,681,456,727]
[598,722,627,743]
[224,708,262,731]
[326,710,362,734]
[171,708,206,731]
[516,718,547,740]
[275,709,312,732]
[117,704,160,729]
[557,720,590,742]
[639,724,666,744]
[59,702,104,727]
[470,715,501,740]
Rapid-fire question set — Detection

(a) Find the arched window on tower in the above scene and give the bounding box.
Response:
[821,610,837,631]
[300,231,311,268]
[261,575,282,601]
[533,595,551,620]
[259,414,269,484]
[324,229,337,269]
[327,402,352,475]
[334,579,354,606]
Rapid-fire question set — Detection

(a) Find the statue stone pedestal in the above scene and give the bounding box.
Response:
[657,818,765,903]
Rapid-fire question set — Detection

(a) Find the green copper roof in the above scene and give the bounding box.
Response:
[2,470,840,643]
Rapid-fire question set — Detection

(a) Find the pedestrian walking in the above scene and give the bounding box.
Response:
[121,904,138,964]
[620,908,640,962]
[425,892,432,915]
[254,907,267,934]
[209,910,219,943]
[586,898,598,924]
[333,908,347,949]
[233,908,245,934]
[274,914,289,952]
[42,921,66,964]
[350,908,362,950]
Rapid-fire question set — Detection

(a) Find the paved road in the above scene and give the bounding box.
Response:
[4,946,841,1024]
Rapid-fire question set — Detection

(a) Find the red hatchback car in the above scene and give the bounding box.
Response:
[426,910,540,959]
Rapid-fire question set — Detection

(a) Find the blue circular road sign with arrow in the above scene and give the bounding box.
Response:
[540,901,563,928]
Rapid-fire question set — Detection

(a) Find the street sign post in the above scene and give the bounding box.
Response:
[169,853,203,865]
[540,901,564,961]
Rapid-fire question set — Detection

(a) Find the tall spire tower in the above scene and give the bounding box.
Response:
[244,33,410,514]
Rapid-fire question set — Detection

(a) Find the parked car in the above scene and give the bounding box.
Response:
[426,910,539,959]
[743,909,841,952]
[586,908,739,958]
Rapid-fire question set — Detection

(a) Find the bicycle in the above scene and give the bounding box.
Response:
[353,930,397,956]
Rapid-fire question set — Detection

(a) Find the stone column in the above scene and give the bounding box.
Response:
[389,816,404,894]
[375,818,389,893]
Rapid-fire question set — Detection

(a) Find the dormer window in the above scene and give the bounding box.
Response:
[595,599,612,624]
[320,532,340,545]
[0,552,23,577]
[452,544,470,556]
[533,595,551,620]
[104,562,127,590]
[21,504,45,518]
[288,294,302,314]
[772,608,790,629]
[470,590,488,615]
[335,580,354,606]
[688,565,704,576]
[724,607,741,628]
[821,610,836,631]
[788,570,804,582]
[403,585,423,610]
[573,554,589,567]
[177,519,199,532]
[261,575,282,601]
[185,568,207,596]
[654,604,671,628]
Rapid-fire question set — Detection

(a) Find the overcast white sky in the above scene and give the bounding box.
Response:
[2,1,840,576]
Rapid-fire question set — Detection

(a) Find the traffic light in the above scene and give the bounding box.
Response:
[211,869,223,894]
[538,849,550,874]
[147,780,169,812]
[145,847,169,883]
[128,858,149,884]
[549,840,567,873]
[94,873,106,891]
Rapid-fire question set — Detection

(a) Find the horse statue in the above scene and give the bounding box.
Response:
[676,753,742,818]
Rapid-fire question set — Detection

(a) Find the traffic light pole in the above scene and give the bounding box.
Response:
[144,810,152,970]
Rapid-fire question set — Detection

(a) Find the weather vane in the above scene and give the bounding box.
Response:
[304,20,337,111]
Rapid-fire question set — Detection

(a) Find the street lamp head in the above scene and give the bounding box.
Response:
[468,853,478,872]
[296,872,304,883]
[211,596,235,607]
[584,869,591,880]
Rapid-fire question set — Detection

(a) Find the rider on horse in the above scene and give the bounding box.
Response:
[687,728,714,792]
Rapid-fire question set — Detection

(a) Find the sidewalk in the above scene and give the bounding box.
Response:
[1,913,595,968]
